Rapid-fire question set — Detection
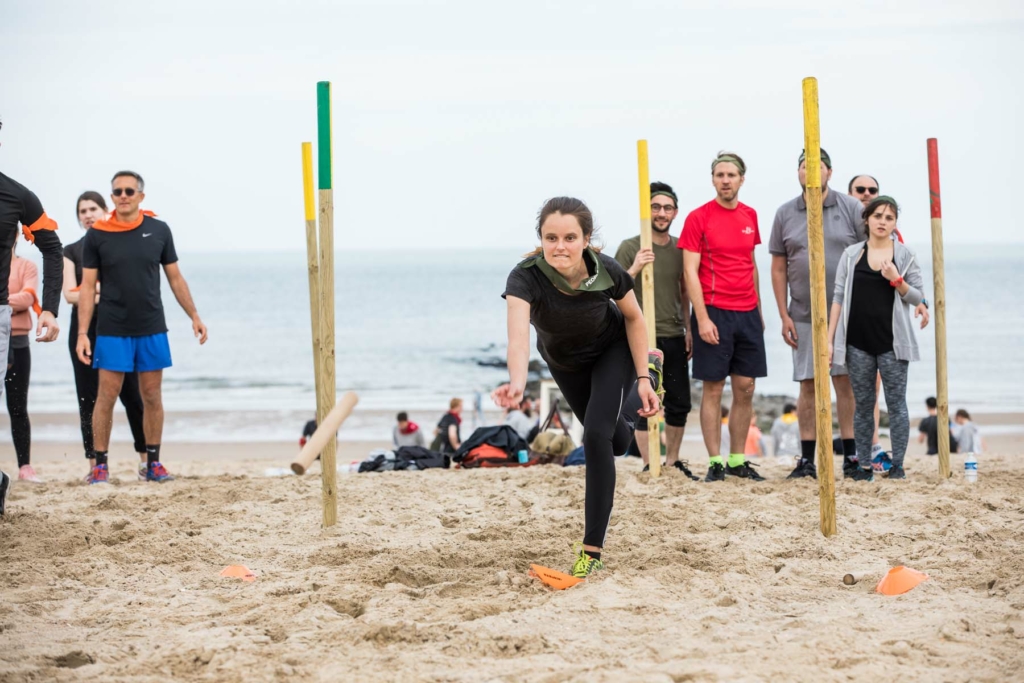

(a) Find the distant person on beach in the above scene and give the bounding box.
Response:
[299,418,316,447]
[681,152,766,482]
[5,242,41,482]
[614,181,698,480]
[0,117,64,420]
[494,196,659,578]
[770,148,864,479]
[503,399,536,442]
[393,411,426,448]
[75,171,208,484]
[744,413,766,458]
[828,196,924,481]
[953,409,983,454]
[64,191,149,482]
[848,174,929,464]
[432,398,463,455]
[770,403,801,460]
[917,396,959,456]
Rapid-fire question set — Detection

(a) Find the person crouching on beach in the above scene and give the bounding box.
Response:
[828,196,924,481]
[493,197,660,578]
[393,411,426,449]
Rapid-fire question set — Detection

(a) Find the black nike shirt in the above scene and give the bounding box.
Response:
[82,215,178,337]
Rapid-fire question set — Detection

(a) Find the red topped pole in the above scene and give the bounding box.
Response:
[927,139,951,479]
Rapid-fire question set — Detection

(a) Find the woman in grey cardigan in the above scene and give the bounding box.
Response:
[827,196,924,481]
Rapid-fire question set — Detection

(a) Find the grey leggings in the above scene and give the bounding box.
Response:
[847,346,910,468]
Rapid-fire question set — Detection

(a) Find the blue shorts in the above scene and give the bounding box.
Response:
[93,333,172,373]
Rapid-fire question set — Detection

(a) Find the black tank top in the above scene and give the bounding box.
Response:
[846,249,894,356]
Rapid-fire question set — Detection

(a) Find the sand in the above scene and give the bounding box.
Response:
[2,430,1023,681]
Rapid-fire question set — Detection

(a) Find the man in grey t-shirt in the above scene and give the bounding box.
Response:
[769,149,865,479]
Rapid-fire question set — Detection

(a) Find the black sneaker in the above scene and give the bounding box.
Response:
[787,460,817,479]
[887,466,906,480]
[641,464,650,472]
[842,457,859,479]
[0,470,9,516]
[705,462,726,482]
[851,467,874,482]
[671,460,700,481]
[725,460,765,481]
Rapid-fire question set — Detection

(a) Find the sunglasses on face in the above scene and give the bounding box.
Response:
[112,188,137,197]
[651,203,677,213]
[854,186,878,195]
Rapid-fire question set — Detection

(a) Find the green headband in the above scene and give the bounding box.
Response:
[868,195,899,218]
[798,148,832,169]
[651,190,677,204]
[711,154,746,176]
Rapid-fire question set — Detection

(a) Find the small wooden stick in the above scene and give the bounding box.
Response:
[292,392,359,475]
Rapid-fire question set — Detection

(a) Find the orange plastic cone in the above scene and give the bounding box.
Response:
[220,565,257,582]
[529,564,583,590]
[875,566,928,595]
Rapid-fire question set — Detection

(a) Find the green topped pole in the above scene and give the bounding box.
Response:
[317,81,333,190]
[315,80,337,527]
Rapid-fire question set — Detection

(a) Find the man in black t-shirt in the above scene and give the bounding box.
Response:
[917,396,957,455]
[76,171,208,484]
[0,119,64,408]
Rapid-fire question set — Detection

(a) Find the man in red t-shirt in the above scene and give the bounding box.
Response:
[680,151,766,482]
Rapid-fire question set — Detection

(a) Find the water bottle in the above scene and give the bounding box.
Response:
[964,453,978,483]
[517,449,529,464]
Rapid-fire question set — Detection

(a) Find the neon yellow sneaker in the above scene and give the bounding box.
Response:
[570,543,605,579]
[648,350,665,400]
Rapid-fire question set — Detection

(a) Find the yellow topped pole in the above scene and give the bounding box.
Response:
[301,142,324,451]
[801,77,837,537]
[637,140,661,478]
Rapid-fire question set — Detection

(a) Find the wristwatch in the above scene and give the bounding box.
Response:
[921,298,929,309]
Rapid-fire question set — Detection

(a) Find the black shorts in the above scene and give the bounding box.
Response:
[638,334,691,430]
[691,306,767,382]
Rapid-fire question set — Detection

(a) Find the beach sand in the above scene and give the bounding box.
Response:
[2,422,1023,681]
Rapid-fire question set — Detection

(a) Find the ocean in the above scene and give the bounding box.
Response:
[13,244,1024,441]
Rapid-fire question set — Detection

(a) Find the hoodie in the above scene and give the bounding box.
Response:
[8,257,40,337]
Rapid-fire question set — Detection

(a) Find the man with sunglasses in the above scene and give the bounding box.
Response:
[769,149,865,479]
[848,175,880,208]
[76,171,208,484]
[614,181,697,480]
[0,117,63,429]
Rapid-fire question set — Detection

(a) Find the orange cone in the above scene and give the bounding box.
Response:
[875,566,928,595]
[529,564,583,590]
[220,565,257,582]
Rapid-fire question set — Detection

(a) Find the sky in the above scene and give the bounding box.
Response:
[2,0,1022,253]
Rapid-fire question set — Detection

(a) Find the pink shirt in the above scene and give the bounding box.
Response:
[8,257,39,337]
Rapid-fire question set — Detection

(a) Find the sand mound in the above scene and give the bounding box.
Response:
[2,453,1023,681]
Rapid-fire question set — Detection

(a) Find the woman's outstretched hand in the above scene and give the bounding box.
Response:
[491,382,524,409]
[636,381,660,418]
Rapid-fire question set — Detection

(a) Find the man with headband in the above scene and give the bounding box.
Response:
[615,181,698,480]
[680,152,766,482]
[769,148,865,479]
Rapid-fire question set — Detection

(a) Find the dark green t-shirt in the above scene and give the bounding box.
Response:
[614,235,685,338]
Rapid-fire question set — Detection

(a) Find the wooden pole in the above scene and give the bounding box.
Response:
[317,81,338,527]
[927,138,952,479]
[302,142,324,443]
[637,140,661,478]
[292,392,359,475]
[801,77,837,537]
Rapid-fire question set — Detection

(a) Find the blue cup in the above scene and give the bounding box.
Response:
[517,450,529,464]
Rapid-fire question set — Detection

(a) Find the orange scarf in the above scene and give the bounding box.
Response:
[92,210,158,233]
[21,212,58,243]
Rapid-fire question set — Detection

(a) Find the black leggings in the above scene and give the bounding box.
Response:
[69,325,146,457]
[549,338,641,549]
[6,341,31,467]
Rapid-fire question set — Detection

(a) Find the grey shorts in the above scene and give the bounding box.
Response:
[793,320,846,381]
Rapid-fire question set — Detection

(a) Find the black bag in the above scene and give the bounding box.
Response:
[452,425,528,466]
